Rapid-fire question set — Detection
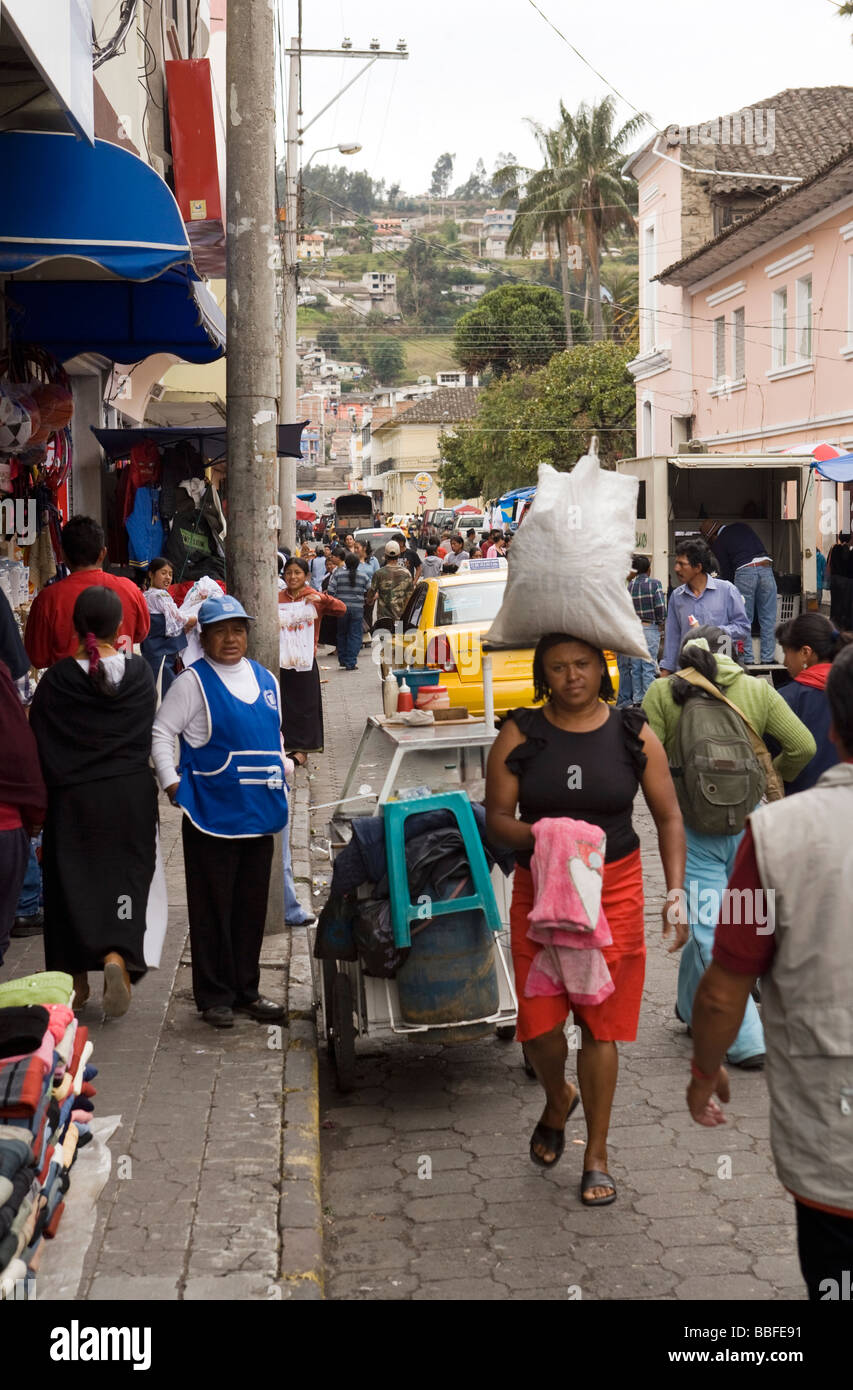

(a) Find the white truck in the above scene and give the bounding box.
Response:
[616,449,819,616]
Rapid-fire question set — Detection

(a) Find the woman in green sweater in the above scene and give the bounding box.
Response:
[643,627,815,1068]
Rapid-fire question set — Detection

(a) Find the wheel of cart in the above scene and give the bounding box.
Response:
[310,732,519,1089]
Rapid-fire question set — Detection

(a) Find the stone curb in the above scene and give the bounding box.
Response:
[279,774,324,1299]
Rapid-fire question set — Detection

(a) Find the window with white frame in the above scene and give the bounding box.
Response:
[713,316,726,383]
[732,306,745,379]
[641,223,657,353]
[795,274,813,360]
[642,399,653,454]
[771,287,788,368]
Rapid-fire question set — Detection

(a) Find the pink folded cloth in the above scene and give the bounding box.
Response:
[44,1005,75,1044]
[525,818,614,1006]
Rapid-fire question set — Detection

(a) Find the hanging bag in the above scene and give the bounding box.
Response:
[279,599,317,672]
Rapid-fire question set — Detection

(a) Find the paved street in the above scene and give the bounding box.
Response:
[311,649,804,1302]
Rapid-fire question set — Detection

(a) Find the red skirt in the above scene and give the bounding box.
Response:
[510,849,646,1043]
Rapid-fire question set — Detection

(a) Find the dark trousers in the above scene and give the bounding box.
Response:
[796,1198,853,1301]
[0,827,29,966]
[181,818,274,1010]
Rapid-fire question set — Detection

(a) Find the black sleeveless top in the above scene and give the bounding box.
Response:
[505,705,648,869]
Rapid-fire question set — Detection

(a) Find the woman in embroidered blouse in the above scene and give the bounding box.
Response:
[278,557,345,763]
[486,633,686,1206]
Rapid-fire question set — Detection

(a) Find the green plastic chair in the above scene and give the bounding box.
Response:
[383,791,502,948]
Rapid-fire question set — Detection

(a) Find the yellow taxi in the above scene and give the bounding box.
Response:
[381,568,619,716]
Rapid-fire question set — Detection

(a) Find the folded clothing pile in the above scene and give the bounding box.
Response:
[0,973,98,1296]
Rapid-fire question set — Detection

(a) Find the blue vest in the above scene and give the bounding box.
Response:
[176,658,288,838]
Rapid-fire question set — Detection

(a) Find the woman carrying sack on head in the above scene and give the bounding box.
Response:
[29,587,158,1018]
[642,625,816,1069]
[278,557,345,764]
[486,633,687,1207]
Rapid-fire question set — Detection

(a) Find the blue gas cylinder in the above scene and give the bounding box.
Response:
[396,907,499,1042]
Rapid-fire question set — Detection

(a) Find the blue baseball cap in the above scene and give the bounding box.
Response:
[197,594,255,627]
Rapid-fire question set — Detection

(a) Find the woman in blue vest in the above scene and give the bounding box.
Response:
[152,594,288,1028]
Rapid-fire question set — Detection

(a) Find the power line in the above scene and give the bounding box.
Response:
[525,0,652,126]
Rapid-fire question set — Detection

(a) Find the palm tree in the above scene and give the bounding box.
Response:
[558,97,645,341]
[599,261,639,346]
[494,123,582,348]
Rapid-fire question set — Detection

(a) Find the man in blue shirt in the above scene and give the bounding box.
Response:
[700,519,778,663]
[660,539,751,675]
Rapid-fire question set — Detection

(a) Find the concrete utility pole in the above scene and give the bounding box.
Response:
[226,0,284,929]
[279,38,408,545]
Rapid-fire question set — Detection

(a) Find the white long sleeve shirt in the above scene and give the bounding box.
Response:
[151,657,287,790]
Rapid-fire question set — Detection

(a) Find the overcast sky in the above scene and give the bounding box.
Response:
[282,0,852,194]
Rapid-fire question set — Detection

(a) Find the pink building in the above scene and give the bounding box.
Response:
[626,88,853,468]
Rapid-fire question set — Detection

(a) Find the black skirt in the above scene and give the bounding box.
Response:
[42,769,157,980]
[280,658,324,753]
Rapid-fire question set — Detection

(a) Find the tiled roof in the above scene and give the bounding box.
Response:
[658,142,853,286]
[677,86,853,194]
[372,387,480,428]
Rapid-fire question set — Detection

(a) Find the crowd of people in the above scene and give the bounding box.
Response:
[2,498,851,1301]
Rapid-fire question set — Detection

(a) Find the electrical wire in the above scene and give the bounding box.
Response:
[93,0,140,69]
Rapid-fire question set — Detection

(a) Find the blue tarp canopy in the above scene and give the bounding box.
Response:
[497,486,536,504]
[0,131,191,279]
[0,131,225,364]
[92,423,307,464]
[814,456,853,483]
[8,270,225,365]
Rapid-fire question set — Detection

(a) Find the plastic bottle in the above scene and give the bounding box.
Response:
[396,678,413,713]
[383,671,399,717]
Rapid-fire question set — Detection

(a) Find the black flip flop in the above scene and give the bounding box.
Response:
[580,1169,617,1206]
[529,1088,580,1169]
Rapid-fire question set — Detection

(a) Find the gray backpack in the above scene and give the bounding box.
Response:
[670,687,765,836]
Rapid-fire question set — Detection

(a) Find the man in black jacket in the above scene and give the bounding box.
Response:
[700,519,778,663]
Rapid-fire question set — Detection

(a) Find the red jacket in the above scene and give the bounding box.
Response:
[24,569,150,669]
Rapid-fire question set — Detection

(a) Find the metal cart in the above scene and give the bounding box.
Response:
[309,715,518,1091]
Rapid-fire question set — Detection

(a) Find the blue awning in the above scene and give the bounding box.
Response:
[0,132,191,281]
[0,131,225,364]
[814,456,853,483]
[7,270,226,365]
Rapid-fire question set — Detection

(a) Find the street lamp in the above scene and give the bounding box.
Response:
[303,141,363,172]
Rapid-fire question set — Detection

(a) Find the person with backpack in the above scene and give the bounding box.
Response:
[642,625,816,1068]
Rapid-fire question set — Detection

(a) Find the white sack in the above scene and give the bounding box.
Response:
[486,444,650,660]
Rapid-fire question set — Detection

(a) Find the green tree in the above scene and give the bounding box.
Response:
[557,97,644,340]
[371,338,406,383]
[497,97,643,344]
[453,284,585,378]
[397,239,446,323]
[490,151,517,198]
[439,339,635,496]
[430,152,455,198]
[599,261,639,347]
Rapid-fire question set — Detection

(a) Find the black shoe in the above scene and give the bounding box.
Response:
[729,1053,765,1071]
[11,913,44,937]
[202,1005,234,1028]
[285,914,317,927]
[234,997,287,1023]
